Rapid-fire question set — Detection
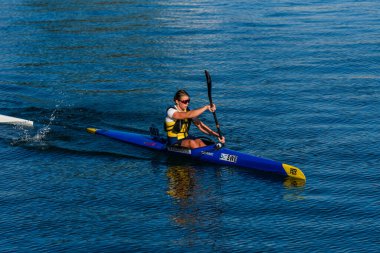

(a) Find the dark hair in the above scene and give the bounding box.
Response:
[173,90,190,101]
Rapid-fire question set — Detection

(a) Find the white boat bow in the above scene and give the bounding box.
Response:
[0,114,34,127]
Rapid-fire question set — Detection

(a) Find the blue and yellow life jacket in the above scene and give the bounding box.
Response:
[164,107,192,140]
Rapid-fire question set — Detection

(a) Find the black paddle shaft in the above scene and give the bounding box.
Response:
[205,70,222,138]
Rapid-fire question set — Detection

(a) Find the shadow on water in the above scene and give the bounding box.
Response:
[163,161,306,240]
[163,161,306,247]
[165,162,225,250]
[166,164,198,201]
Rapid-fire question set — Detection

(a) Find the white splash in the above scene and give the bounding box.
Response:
[11,109,58,146]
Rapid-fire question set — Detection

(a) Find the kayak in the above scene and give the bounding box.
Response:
[0,114,33,127]
[86,127,306,180]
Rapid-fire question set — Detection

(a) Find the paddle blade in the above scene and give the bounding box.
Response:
[205,70,212,104]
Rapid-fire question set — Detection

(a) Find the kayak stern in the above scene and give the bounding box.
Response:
[282,163,306,180]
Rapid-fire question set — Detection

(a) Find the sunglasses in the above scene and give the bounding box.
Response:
[180,99,190,104]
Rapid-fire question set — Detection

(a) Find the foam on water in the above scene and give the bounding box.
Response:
[11,109,57,147]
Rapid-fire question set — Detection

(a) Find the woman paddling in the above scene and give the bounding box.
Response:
[165,90,225,149]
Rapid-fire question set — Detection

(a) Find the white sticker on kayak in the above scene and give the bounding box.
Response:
[220,153,238,163]
[201,151,214,156]
[167,146,191,154]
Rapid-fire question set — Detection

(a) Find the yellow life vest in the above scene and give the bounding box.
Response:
[165,107,192,140]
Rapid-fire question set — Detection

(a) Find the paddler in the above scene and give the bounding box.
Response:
[165,89,225,148]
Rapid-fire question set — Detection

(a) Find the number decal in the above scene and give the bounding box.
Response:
[220,153,238,163]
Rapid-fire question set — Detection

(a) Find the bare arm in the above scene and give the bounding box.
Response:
[193,118,217,136]
[194,118,226,143]
[172,105,213,120]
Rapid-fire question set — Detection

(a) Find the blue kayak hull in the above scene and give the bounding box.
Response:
[87,128,305,180]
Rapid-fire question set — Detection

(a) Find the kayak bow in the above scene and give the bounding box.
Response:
[86,128,305,180]
[0,114,33,127]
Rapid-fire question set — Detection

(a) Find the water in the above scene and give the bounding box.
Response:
[1,0,379,252]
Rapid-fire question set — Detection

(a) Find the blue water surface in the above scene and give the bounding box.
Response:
[1,0,379,252]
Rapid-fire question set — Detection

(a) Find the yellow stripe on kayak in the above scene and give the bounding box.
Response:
[86,128,98,134]
[282,163,306,180]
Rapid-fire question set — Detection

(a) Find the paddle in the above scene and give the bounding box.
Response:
[205,70,222,140]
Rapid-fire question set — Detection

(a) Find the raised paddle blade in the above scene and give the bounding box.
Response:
[204,70,223,139]
[205,70,213,105]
